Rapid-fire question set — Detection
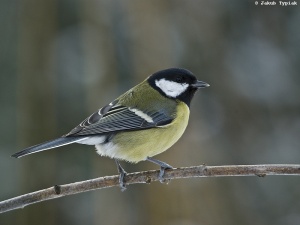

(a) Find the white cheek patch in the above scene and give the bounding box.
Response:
[155,79,189,98]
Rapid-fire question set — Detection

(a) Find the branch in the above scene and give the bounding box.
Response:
[1,164,300,214]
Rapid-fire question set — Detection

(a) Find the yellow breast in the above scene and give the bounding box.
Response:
[97,101,190,163]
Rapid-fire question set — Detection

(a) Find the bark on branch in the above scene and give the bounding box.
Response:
[1,164,300,214]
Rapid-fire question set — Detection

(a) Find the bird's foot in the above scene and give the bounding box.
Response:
[115,160,127,191]
[146,157,173,183]
[158,164,173,183]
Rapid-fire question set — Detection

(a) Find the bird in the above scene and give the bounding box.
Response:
[12,68,209,190]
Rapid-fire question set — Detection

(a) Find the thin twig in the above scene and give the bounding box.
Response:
[1,164,300,214]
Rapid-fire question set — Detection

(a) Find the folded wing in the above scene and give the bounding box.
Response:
[65,100,173,137]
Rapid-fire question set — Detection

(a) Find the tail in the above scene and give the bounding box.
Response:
[11,136,88,158]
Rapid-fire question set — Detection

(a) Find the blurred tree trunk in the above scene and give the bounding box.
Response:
[17,0,58,224]
[80,1,136,224]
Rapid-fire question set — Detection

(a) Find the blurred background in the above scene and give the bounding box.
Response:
[1,0,300,224]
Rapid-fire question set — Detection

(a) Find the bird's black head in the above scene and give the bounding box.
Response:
[148,68,209,106]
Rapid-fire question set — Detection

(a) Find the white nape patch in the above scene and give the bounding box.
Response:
[129,108,154,123]
[155,79,189,98]
[77,136,106,145]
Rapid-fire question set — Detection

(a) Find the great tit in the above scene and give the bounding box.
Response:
[12,68,209,189]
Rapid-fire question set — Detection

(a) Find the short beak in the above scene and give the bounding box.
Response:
[192,80,210,88]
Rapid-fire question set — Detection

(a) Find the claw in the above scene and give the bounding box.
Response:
[158,165,173,183]
[146,157,173,183]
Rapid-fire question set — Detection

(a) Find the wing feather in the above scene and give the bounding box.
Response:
[65,100,173,137]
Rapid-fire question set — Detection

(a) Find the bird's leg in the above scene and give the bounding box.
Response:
[146,157,173,183]
[115,159,127,191]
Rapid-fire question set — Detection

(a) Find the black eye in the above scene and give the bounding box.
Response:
[176,76,184,83]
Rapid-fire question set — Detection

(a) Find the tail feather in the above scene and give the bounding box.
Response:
[12,136,88,158]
